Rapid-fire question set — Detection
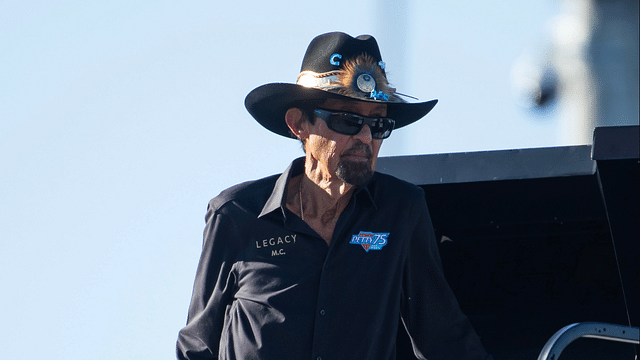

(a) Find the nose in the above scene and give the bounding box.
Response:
[353,124,373,143]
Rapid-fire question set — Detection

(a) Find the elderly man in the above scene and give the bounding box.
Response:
[177,32,492,360]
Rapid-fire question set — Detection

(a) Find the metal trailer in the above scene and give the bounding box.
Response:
[378,126,639,359]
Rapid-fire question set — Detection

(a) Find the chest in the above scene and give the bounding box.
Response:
[234,211,408,294]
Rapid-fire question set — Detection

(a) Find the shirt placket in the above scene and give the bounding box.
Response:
[310,197,357,360]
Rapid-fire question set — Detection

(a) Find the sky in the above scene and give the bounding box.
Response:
[0,1,568,359]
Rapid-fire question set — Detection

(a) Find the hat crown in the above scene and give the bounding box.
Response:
[300,32,384,74]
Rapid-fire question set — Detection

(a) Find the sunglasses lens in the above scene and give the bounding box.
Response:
[316,109,395,139]
[328,113,363,135]
[369,118,395,139]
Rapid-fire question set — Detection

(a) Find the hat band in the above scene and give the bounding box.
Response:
[295,53,409,103]
[296,71,342,90]
[296,70,393,101]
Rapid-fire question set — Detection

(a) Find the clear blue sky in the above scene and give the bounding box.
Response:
[1,1,561,358]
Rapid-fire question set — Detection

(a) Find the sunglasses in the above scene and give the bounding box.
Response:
[313,109,396,139]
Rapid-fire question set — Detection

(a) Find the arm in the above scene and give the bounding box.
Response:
[400,194,492,360]
[176,203,237,360]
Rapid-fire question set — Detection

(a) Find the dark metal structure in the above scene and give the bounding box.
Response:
[378,126,638,359]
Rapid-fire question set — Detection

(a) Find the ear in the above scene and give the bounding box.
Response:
[285,108,306,139]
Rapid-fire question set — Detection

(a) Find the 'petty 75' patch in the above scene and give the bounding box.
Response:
[349,231,389,252]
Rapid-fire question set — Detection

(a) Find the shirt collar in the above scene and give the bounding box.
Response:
[258,157,378,218]
[258,157,304,218]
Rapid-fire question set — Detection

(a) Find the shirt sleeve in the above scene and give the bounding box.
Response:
[400,191,493,360]
[176,202,238,360]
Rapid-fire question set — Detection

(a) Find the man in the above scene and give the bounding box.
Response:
[177,32,492,360]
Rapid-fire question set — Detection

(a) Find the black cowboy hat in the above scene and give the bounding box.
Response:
[245,32,438,138]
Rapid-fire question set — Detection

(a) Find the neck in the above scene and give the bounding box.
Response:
[303,155,353,200]
[298,173,353,224]
[285,159,355,245]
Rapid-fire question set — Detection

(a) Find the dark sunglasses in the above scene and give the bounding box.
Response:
[313,109,396,139]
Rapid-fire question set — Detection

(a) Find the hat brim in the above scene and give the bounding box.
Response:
[245,83,437,138]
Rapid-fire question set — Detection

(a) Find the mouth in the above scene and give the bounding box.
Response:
[342,144,373,161]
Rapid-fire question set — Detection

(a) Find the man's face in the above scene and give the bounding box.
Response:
[303,99,386,186]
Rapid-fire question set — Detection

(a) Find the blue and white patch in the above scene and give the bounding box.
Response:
[349,231,389,252]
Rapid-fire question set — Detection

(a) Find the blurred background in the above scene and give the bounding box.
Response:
[1,0,637,358]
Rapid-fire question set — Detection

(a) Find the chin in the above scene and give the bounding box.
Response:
[336,159,374,186]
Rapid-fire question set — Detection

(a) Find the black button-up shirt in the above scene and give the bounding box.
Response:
[177,158,490,360]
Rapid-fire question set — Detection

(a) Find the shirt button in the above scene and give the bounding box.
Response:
[319,309,325,316]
